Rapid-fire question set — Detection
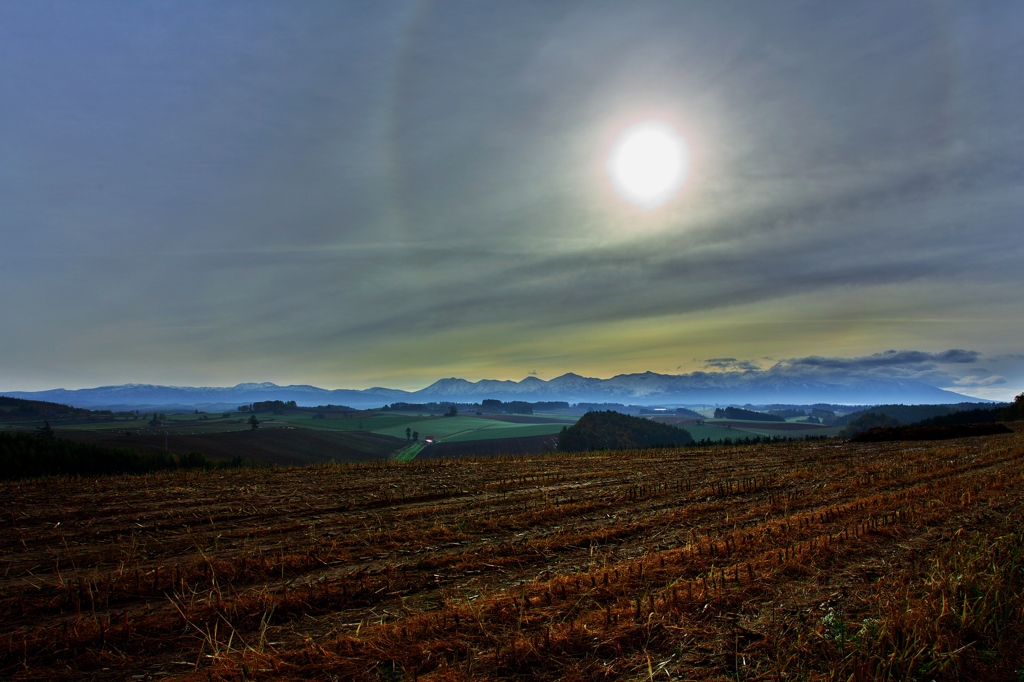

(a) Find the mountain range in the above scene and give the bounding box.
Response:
[1,371,987,411]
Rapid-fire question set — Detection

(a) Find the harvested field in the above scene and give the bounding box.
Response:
[2,427,1024,680]
[418,434,558,459]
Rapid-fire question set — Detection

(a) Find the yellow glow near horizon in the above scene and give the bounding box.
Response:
[606,120,689,209]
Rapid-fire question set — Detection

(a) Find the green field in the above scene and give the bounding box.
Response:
[371,415,573,443]
[11,410,837,451]
[442,422,567,442]
[394,442,425,462]
[373,415,507,440]
[3,409,577,463]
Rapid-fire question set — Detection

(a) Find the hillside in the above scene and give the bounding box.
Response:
[0,396,93,421]
[59,427,404,467]
[557,410,693,452]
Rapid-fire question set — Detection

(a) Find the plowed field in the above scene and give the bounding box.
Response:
[3,427,1023,680]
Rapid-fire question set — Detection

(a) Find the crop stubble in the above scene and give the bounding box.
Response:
[2,428,1023,680]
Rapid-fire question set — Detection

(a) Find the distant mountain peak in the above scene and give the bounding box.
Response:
[2,369,990,411]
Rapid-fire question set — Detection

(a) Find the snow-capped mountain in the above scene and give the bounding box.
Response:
[2,371,985,410]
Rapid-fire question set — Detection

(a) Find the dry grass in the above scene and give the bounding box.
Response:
[2,428,1024,680]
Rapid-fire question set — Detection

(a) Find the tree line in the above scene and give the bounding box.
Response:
[0,428,243,480]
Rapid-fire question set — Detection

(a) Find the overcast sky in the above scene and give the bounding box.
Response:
[3,1,1023,400]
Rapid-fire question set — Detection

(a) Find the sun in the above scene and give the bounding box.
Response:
[606,120,690,210]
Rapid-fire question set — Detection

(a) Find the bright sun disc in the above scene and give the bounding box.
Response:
[606,120,689,209]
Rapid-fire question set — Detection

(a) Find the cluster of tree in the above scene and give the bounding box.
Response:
[382,402,436,412]
[828,396,1024,438]
[245,400,298,414]
[913,407,1001,427]
[0,429,243,480]
[532,401,570,411]
[688,434,831,447]
[849,422,1012,443]
[712,407,785,422]
[767,408,806,419]
[1000,393,1024,421]
[382,402,468,415]
[636,407,702,418]
[574,402,632,413]
[837,412,901,438]
[481,399,533,414]
[0,396,101,422]
[674,407,704,418]
[833,403,992,428]
[307,404,356,412]
[557,411,693,452]
[900,393,1023,428]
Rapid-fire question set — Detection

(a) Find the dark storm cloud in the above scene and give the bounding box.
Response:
[764,349,988,387]
[780,350,981,370]
[696,350,994,388]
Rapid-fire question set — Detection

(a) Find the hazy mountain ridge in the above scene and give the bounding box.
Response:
[415,372,975,405]
[3,371,986,410]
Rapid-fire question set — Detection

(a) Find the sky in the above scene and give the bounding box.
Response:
[3,1,1024,401]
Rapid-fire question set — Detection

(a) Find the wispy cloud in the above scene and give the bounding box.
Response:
[1,4,1023,394]
[954,375,1007,387]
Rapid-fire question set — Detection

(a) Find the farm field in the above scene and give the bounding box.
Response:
[370,415,573,443]
[3,427,1023,680]
[704,420,842,439]
[648,416,840,442]
[440,423,567,443]
[418,434,560,460]
[8,411,577,465]
[10,411,830,469]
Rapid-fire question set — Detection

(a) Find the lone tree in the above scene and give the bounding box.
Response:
[248,415,260,430]
[406,427,412,441]
[36,420,54,439]
[412,431,419,442]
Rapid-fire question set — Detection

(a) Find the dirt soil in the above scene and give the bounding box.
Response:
[2,428,1023,680]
